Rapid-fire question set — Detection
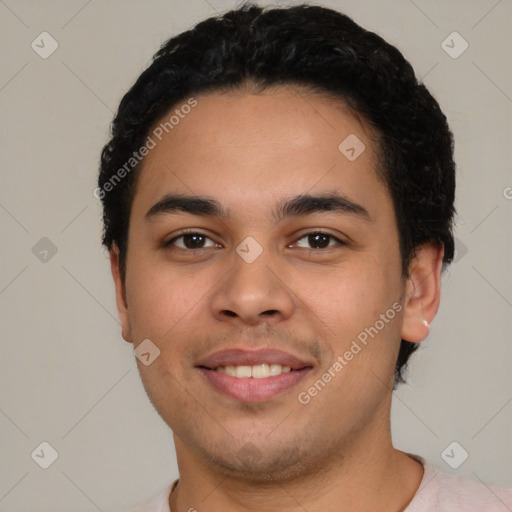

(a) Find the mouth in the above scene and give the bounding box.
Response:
[215,363,293,378]
[195,348,314,403]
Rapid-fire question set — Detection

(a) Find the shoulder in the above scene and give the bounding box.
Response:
[406,454,512,512]
[435,470,512,509]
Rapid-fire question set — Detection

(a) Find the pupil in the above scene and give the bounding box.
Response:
[309,233,329,249]
[184,234,204,248]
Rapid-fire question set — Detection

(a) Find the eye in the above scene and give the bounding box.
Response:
[163,230,345,252]
[293,231,345,250]
[164,231,220,250]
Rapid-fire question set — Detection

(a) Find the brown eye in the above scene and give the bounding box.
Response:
[165,232,218,250]
[294,232,344,250]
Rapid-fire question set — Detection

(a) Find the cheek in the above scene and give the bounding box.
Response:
[300,257,404,386]
[300,260,400,331]
[125,263,206,341]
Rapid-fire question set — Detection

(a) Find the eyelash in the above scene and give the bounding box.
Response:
[163,229,346,252]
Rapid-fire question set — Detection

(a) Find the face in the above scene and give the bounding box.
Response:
[111,86,437,481]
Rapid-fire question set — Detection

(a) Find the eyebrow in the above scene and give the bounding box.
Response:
[145,191,370,222]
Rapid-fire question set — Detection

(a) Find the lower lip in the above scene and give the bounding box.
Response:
[197,368,311,403]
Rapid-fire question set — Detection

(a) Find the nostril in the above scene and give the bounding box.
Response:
[223,310,237,317]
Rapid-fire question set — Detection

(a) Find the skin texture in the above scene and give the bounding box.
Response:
[110,87,444,511]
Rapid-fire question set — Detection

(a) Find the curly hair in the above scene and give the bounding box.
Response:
[98,2,456,386]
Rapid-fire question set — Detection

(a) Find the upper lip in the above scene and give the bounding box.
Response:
[196,348,314,371]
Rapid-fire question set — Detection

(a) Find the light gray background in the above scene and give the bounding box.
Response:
[1,0,511,510]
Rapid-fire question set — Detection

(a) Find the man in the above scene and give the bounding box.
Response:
[97,3,512,511]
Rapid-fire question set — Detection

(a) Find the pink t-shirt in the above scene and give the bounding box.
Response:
[127,454,512,511]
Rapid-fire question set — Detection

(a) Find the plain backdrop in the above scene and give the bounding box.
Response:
[0,0,511,510]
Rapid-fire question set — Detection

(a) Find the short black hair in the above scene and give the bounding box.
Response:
[98,2,456,386]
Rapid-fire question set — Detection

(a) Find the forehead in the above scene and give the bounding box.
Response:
[132,87,389,219]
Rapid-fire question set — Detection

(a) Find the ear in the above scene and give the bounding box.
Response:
[110,244,133,343]
[401,242,444,343]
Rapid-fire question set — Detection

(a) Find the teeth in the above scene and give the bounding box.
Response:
[215,364,292,378]
[225,365,236,377]
[235,365,252,378]
[269,364,282,376]
[252,364,269,378]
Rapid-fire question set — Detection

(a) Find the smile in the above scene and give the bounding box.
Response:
[196,348,314,402]
[215,363,292,378]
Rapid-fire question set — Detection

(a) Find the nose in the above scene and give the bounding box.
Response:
[210,246,296,327]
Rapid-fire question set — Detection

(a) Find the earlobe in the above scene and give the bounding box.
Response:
[109,244,133,343]
[400,243,444,343]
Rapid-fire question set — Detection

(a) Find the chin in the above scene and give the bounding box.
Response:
[194,440,326,483]
[211,457,308,483]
